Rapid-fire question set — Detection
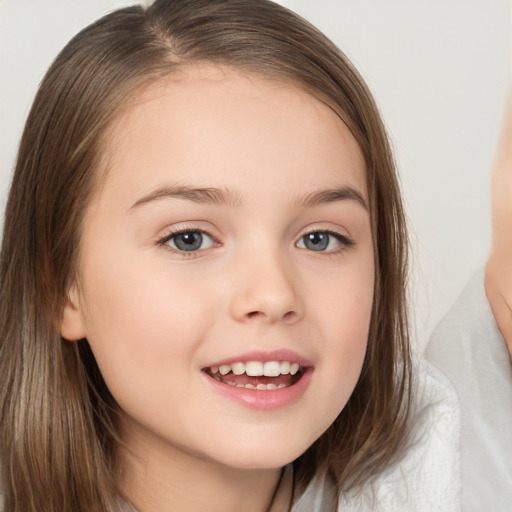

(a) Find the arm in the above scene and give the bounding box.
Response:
[485,91,512,356]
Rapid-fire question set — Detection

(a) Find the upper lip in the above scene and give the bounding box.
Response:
[202,349,313,370]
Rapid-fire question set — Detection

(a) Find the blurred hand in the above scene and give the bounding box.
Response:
[485,90,512,357]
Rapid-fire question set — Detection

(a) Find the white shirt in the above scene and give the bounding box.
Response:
[337,359,461,512]
[425,269,512,512]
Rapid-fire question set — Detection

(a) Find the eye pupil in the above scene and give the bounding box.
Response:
[175,231,202,251]
[304,232,329,251]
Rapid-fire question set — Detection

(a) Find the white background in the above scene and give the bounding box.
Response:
[0,0,510,348]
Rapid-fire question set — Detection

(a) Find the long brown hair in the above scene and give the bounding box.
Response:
[0,1,411,510]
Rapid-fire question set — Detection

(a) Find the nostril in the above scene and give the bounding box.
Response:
[245,310,296,321]
[283,311,296,321]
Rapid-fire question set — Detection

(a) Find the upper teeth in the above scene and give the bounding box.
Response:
[210,361,300,377]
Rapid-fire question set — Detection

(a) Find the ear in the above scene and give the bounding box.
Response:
[60,285,87,341]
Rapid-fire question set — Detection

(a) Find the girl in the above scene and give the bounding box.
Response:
[0,1,458,511]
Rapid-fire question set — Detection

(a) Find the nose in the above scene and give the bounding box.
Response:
[228,250,304,325]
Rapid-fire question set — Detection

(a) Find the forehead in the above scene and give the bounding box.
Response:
[97,64,367,203]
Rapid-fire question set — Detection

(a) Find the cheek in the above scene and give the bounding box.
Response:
[310,257,374,406]
[311,250,374,338]
[77,248,217,395]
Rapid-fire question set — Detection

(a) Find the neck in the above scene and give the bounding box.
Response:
[115,428,284,512]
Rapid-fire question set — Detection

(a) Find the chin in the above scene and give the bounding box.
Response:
[203,428,323,471]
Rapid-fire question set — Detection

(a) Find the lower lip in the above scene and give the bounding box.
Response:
[202,369,313,410]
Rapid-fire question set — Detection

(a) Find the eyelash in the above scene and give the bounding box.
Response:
[157,227,355,257]
[298,228,355,254]
[157,226,219,258]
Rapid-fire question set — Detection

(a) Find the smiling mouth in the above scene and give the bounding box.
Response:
[203,360,304,390]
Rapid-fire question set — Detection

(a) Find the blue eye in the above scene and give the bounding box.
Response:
[297,231,352,252]
[163,230,215,252]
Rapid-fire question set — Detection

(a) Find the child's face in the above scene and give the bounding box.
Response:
[62,65,374,471]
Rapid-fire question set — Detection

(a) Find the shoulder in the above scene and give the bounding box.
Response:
[425,268,504,369]
[292,467,337,512]
[425,269,512,511]
[339,359,461,512]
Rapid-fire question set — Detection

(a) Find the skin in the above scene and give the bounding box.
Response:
[486,90,512,358]
[61,65,374,512]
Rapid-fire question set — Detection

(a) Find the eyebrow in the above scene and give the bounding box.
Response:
[295,186,368,210]
[129,184,367,211]
[129,185,243,210]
